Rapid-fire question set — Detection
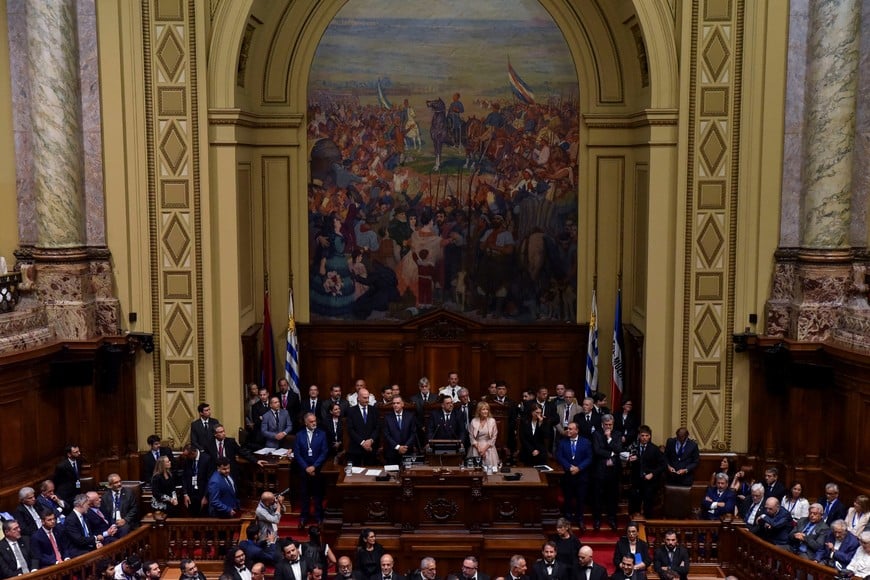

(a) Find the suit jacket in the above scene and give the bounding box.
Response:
[613,412,639,446]
[591,428,623,480]
[320,398,349,423]
[205,436,258,480]
[739,497,765,529]
[181,451,215,499]
[36,495,66,519]
[142,446,174,481]
[571,563,607,580]
[274,558,309,580]
[524,399,557,425]
[14,504,41,538]
[629,442,665,485]
[261,409,293,448]
[572,412,601,440]
[85,507,114,539]
[410,392,436,420]
[554,402,580,439]
[820,497,848,525]
[788,517,830,555]
[755,506,793,545]
[301,398,325,426]
[664,437,700,486]
[428,409,466,442]
[250,400,272,443]
[383,412,418,455]
[519,419,549,466]
[652,545,690,580]
[347,404,381,457]
[0,536,31,578]
[611,537,651,568]
[277,390,301,419]
[63,510,98,557]
[370,573,407,580]
[294,427,329,471]
[556,437,592,475]
[224,565,251,580]
[100,487,139,528]
[814,530,860,567]
[762,480,786,501]
[53,458,81,506]
[238,539,278,566]
[323,416,344,454]
[700,486,737,519]
[207,471,240,517]
[530,559,571,580]
[190,417,221,450]
[30,526,69,569]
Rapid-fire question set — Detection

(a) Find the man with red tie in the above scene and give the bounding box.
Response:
[30,511,69,569]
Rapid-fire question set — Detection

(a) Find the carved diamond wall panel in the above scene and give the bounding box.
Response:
[164,303,193,355]
[694,305,722,357]
[166,391,194,443]
[692,393,720,442]
[160,122,188,175]
[699,122,727,175]
[697,215,724,266]
[161,213,191,266]
[702,27,730,82]
[156,27,185,81]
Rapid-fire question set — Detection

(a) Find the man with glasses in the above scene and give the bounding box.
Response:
[459,555,489,580]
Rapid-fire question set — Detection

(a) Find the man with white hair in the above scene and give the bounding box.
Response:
[815,519,859,569]
[846,531,870,577]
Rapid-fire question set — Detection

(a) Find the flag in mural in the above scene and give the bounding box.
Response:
[585,290,598,397]
[611,288,624,410]
[285,288,301,396]
[508,59,535,104]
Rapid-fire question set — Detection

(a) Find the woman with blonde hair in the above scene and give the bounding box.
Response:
[847,495,870,536]
[151,455,178,515]
[468,401,500,469]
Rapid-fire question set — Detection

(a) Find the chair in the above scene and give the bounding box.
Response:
[662,484,694,518]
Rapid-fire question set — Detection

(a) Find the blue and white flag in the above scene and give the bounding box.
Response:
[585,290,599,397]
[285,288,301,396]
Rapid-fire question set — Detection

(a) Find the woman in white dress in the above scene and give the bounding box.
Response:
[468,401,500,468]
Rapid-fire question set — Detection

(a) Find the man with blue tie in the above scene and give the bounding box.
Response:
[348,388,380,466]
[64,494,103,556]
[207,458,240,518]
[555,422,592,530]
[789,503,830,557]
[295,413,329,526]
[384,396,417,465]
[181,444,214,517]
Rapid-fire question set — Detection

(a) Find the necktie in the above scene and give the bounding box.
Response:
[218,441,224,458]
[640,444,646,455]
[462,406,468,423]
[677,442,683,457]
[47,529,62,561]
[452,387,457,398]
[397,414,402,429]
[202,420,208,430]
[226,476,235,492]
[571,439,577,454]
[362,406,368,421]
[94,508,108,524]
[10,541,28,573]
[564,406,570,423]
[114,491,121,514]
[668,550,674,564]
[274,411,279,425]
[282,393,287,408]
[153,450,159,461]
[311,400,316,412]
[72,460,78,477]
[80,514,90,537]
[586,414,591,423]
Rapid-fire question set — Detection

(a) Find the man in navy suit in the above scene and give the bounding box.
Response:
[754,497,793,546]
[64,494,102,557]
[261,396,293,448]
[295,412,329,525]
[664,427,699,487]
[53,445,82,508]
[301,384,325,427]
[820,482,848,525]
[207,458,240,518]
[181,445,214,516]
[814,519,860,568]
[0,519,32,577]
[101,473,139,536]
[627,424,665,518]
[555,422,592,529]
[428,394,466,444]
[653,531,690,580]
[383,396,418,465]
[30,511,68,569]
[37,480,67,520]
[701,472,737,520]
[142,434,174,480]
[347,388,380,466]
[572,398,600,441]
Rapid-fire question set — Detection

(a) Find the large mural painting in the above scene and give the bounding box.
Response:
[307,1,579,322]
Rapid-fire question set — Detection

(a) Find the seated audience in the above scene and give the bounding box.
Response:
[38,480,68,520]
[0,519,32,577]
[754,497,792,546]
[64,494,104,556]
[274,541,308,580]
[239,522,278,566]
[114,555,142,580]
[762,467,787,500]
[30,511,69,568]
[701,472,737,520]
[820,482,848,525]
[653,530,690,580]
[788,502,830,558]
[355,528,384,579]
[739,483,766,531]
[143,560,162,579]
[84,491,119,545]
[611,554,640,580]
[529,541,570,580]
[815,519,859,569]
[180,558,207,580]
[846,494,870,536]
[549,517,581,572]
[336,555,365,580]
[846,531,870,578]
[14,486,42,538]
[224,547,250,580]
[102,473,139,536]
[377,553,406,580]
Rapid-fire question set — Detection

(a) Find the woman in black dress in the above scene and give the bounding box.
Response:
[549,517,581,572]
[150,455,178,515]
[612,521,651,575]
[355,528,384,578]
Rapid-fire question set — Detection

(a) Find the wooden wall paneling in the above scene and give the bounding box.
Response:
[420,342,463,389]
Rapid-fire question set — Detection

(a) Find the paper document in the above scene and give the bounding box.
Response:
[351,467,367,474]
[254,447,277,455]
[383,464,400,472]
[365,469,382,476]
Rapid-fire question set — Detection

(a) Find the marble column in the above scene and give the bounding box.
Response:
[24,0,95,339]
[768,0,862,342]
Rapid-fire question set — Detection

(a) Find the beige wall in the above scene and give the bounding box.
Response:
[0,0,18,261]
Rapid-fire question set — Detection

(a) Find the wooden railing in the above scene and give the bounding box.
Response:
[20,515,250,579]
[638,517,842,580]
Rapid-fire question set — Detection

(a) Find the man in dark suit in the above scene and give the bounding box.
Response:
[410,377,435,420]
[490,381,514,407]
[250,387,272,446]
[261,396,294,448]
[323,401,344,458]
[63,494,102,557]
[458,555,489,580]
[555,422,592,529]
[347,388,380,466]
[301,384,325,427]
[101,473,139,536]
[455,389,477,449]
[190,402,220,451]
[295,412,329,525]
[572,398,600,441]
[820,482,848,525]
[207,458,240,518]
[181,444,214,516]
[519,407,550,466]
[627,424,665,518]
[36,480,67,520]
[524,387,557,426]
[664,427,699,487]
[762,467,787,501]
[506,554,528,580]
[592,392,610,416]
[789,502,830,557]
[0,519,32,577]
[274,541,308,580]
[575,546,608,580]
[700,472,737,520]
[610,554,641,580]
[53,444,82,508]
[653,530,690,580]
[814,519,859,568]
[238,522,278,566]
[276,378,301,421]
[336,556,366,580]
[613,399,638,447]
[428,394,466,443]
[383,396,418,465]
[30,511,68,569]
[374,553,406,580]
[14,486,42,538]
[180,559,207,580]
[321,384,349,424]
[591,414,622,530]
[207,423,263,481]
[84,491,119,544]
[529,542,570,580]
[754,497,793,546]
[739,483,766,532]
[142,434,174,481]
